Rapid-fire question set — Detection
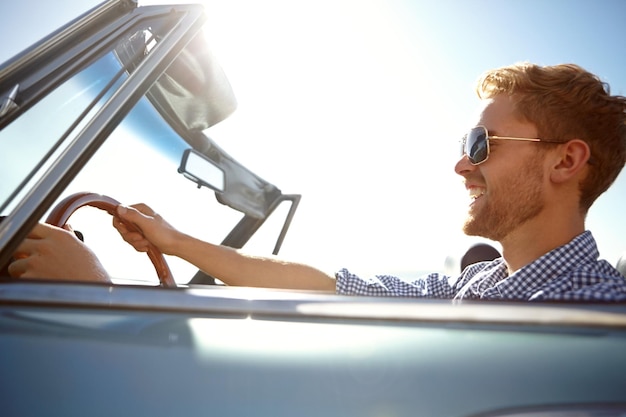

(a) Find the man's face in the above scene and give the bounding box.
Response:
[455,95,548,242]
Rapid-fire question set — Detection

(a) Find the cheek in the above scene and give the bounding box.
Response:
[484,156,545,196]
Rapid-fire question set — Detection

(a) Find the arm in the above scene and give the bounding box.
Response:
[113,204,336,291]
[9,223,110,283]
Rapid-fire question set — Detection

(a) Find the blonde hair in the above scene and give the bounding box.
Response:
[476,63,626,211]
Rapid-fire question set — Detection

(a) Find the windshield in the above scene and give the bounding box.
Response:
[0,7,294,284]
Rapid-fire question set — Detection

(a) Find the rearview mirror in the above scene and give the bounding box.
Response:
[115,27,237,131]
[178,149,225,192]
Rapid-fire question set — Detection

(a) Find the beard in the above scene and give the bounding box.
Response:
[463,157,545,242]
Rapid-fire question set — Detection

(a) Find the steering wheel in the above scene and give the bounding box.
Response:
[46,192,176,288]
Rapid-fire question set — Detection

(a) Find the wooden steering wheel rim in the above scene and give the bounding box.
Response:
[46,192,176,288]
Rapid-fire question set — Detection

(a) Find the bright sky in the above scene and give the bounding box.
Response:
[2,0,625,277]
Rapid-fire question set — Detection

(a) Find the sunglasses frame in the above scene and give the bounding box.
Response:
[461,125,567,165]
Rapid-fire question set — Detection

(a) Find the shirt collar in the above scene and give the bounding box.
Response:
[488,231,599,299]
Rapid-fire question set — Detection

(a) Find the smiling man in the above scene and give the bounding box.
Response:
[11,63,626,301]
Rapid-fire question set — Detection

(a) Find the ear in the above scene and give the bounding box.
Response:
[549,139,591,184]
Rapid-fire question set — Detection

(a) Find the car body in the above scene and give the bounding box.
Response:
[1,1,626,416]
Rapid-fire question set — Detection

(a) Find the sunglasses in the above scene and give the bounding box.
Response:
[461,125,566,165]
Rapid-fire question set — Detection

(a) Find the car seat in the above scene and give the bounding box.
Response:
[460,243,501,272]
[616,252,626,278]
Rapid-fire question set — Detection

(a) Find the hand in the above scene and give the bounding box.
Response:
[113,204,180,255]
[9,223,110,283]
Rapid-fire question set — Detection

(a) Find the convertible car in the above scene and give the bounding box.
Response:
[1,1,625,416]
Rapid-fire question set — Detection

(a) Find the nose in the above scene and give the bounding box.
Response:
[454,154,476,176]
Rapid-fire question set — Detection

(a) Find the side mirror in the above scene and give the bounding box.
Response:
[178,149,225,192]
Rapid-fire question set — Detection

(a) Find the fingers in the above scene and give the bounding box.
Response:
[7,257,26,278]
[114,204,156,232]
[9,224,78,279]
[131,203,158,217]
[117,203,157,221]
[113,203,177,255]
[25,222,59,239]
[9,225,110,282]
[15,223,72,255]
[7,257,44,279]
[113,205,153,252]
[122,232,151,252]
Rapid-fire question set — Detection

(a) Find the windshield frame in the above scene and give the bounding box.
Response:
[0,3,208,269]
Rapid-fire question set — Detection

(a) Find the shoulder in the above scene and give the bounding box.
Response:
[538,260,626,301]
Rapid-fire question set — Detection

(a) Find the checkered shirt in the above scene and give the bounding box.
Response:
[335,231,626,301]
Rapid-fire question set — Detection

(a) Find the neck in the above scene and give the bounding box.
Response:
[499,207,585,274]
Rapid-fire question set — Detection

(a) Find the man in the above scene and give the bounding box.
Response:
[9,63,626,300]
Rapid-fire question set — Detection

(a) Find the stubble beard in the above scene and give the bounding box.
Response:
[463,159,545,242]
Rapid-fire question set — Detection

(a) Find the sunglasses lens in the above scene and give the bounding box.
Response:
[466,127,488,164]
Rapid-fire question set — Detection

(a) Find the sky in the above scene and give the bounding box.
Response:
[1,0,625,277]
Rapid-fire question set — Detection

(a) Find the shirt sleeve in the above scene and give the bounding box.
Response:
[335,268,458,298]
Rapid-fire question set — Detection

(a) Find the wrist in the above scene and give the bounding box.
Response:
[162,231,190,257]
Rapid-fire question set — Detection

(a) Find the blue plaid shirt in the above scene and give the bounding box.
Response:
[335,231,626,301]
